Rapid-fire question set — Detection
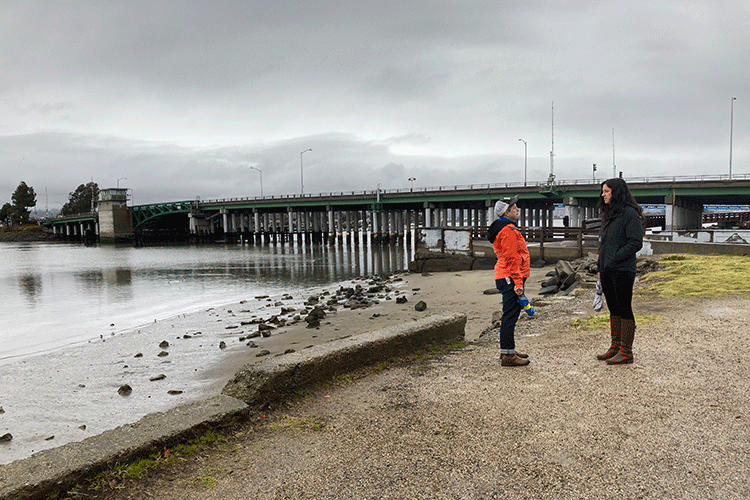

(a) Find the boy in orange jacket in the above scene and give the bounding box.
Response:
[487,195,531,366]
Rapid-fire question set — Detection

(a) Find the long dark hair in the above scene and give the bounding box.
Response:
[597,178,644,221]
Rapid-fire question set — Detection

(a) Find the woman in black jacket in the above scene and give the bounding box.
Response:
[596,178,644,365]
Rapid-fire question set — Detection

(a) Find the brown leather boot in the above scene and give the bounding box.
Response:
[597,315,621,360]
[607,319,635,365]
[515,350,529,359]
[501,353,530,367]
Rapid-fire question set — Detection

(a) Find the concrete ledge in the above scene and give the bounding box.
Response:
[223,312,467,408]
[648,239,750,256]
[0,313,466,500]
[0,395,247,500]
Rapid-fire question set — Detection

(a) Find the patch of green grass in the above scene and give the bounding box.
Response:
[571,312,661,330]
[126,456,156,478]
[57,429,226,498]
[429,341,467,353]
[268,415,326,432]
[640,254,750,297]
[197,472,217,488]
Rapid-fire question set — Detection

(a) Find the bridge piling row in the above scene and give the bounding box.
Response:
[42,178,750,245]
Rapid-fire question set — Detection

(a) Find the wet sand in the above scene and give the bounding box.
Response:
[0,275,423,465]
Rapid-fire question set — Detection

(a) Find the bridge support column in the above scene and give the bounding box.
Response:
[665,195,703,231]
[253,211,261,243]
[221,210,228,238]
[424,204,432,228]
[335,211,343,244]
[518,206,527,227]
[271,214,279,244]
[343,212,351,244]
[563,198,582,227]
[260,213,269,243]
[189,214,197,236]
[371,211,379,243]
[328,207,335,244]
[241,212,249,244]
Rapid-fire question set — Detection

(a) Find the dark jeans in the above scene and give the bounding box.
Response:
[496,277,526,354]
[600,270,636,320]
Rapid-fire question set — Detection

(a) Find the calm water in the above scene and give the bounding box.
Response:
[0,237,413,361]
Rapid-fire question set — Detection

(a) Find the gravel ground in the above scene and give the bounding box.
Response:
[80,270,750,500]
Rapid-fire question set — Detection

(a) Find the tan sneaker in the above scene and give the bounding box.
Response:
[501,353,530,367]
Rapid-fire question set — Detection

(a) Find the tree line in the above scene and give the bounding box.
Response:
[1,181,100,225]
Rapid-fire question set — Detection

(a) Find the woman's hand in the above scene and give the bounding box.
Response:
[514,286,524,296]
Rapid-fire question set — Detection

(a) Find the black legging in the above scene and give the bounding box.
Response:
[600,270,636,320]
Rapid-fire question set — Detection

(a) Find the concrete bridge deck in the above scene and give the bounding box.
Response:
[39,175,750,244]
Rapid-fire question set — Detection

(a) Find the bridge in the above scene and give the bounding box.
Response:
[40,174,750,243]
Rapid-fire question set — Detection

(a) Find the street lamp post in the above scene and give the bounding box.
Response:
[250,166,263,197]
[730,97,737,180]
[117,177,127,188]
[518,139,527,186]
[300,148,312,195]
[408,177,416,191]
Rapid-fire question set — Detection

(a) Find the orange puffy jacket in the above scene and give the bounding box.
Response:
[487,218,530,289]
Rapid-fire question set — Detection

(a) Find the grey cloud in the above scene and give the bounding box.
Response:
[1,0,748,208]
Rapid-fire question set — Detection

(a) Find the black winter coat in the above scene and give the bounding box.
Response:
[597,206,644,274]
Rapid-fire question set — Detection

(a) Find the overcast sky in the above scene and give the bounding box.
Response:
[2,1,749,209]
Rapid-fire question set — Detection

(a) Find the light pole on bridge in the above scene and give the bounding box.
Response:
[250,166,263,197]
[408,177,416,191]
[117,177,127,188]
[518,139,527,186]
[300,148,312,195]
[730,97,737,180]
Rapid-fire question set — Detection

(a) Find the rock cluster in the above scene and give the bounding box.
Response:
[537,256,599,296]
[537,255,662,297]
[33,273,414,439]
[229,274,411,334]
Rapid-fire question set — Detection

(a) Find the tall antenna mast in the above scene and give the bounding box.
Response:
[549,101,555,182]
[612,128,616,178]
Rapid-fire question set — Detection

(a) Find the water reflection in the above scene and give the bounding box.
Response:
[19,274,42,306]
[76,270,104,290]
[0,239,415,360]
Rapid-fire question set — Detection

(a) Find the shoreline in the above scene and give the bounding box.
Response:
[0,264,548,466]
[5,268,499,465]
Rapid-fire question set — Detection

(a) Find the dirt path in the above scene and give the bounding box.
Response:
[77,270,750,499]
